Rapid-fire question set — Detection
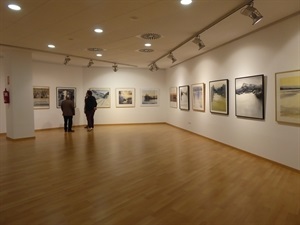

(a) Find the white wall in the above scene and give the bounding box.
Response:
[166,14,300,170]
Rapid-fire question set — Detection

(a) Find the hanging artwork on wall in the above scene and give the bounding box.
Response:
[169,87,177,108]
[209,79,229,114]
[56,87,76,108]
[179,85,190,110]
[191,83,205,111]
[235,75,264,119]
[116,88,135,107]
[275,70,300,125]
[33,86,50,109]
[89,88,111,108]
[141,88,159,106]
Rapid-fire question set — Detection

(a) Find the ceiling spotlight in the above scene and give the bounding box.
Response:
[64,56,71,65]
[241,2,263,25]
[192,35,205,50]
[87,59,94,68]
[167,52,177,63]
[112,63,118,72]
[180,0,192,5]
[149,63,159,72]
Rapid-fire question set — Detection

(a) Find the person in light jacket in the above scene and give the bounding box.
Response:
[61,95,75,132]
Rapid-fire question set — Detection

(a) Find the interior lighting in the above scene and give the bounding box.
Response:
[96,53,102,57]
[149,63,159,72]
[94,28,103,33]
[64,56,71,65]
[112,63,118,72]
[145,43,151,47]
[180,0,192,5]
[241,2,263,25]
[8,4,21,10]
[192,35,205,50]
[167,52,177,63]
[87,59,94,68]
[48,44,55,48]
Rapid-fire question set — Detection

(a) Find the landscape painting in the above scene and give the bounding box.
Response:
[169,87,177,108]
[235,75,264,119]
[116,88,135,108]
[209,79,228,114]
[33,86,50,109]
[276,70,300,125]
[89,88,110,108]
[192,83,205,111]
[141,88,159,106]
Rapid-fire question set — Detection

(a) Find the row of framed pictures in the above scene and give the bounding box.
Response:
[171,70,299,125]
[33,87,160,109]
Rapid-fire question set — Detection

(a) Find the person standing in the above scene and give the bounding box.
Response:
[85,90,97,131]
[61,95,75,132]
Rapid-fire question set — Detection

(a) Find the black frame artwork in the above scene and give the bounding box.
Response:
[179,85,190,110]
[209,79,229,115]
[235,74,264,119]
[56,87,76,108]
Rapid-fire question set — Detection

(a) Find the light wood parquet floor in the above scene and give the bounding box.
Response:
[0,124,299,225]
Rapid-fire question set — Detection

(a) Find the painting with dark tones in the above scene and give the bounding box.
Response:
[89,88,110,108]
[276,70,300,125]
[192,83,205,111]
[33,86,50,109]
[209,79,228,114]
[179,85,190,110]
[141,88,159,106]
[116,88,135,108]
[169,87,177,108]
[235,75,264,119]
[56,87,76,108]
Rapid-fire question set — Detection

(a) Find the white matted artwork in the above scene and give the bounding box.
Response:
[191,83,205,111]
[33,86,50,109]
[169,87,177,108]
[116,88,135,107]
[89,88,111,108]
[141,88,159,106]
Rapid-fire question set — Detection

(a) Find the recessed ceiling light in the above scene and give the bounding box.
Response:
[8,4,21,11]
[145,43,151,47]
[48,44,55,48]
[96,53,102,57]
[94,28,103,33]
[180,0,192,5]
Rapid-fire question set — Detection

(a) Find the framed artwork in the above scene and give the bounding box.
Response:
[116,88,135,107]
[33,86,50,109]
[179,85,190,110]
[209,79,229,114]
[169,87,177,108]
[89,88,111,108]
[56,87,76,108]
[275,70,300,125]
[192,83,205,111]
[141,88,159,106]
[235,75,264,119]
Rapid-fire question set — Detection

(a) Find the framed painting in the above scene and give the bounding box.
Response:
[141,88,159,106]
[192,83,205,111]
[89,88,111,108]
[275,70,300,125]
[179,85,190,110]
[116,88,135,107]
[209,79,229,114]
[56,87,76,108]
[33,86,50,109]
[169,87,177,108]
[235,75,264,119]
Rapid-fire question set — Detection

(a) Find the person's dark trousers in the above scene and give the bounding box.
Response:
[86,110,95,128]
[64,116,73,131]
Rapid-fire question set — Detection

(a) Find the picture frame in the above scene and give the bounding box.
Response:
[140,88,159,106]
[209,79,229,114]
[179,85,190,110]
[275,70,300,125]
[116,88,135,108]
[56,87,76,108]
[89,88,111,108]
[235,75,264,119]
[191,83,205,111]
[169,87,177,108]
[33,86,50,109]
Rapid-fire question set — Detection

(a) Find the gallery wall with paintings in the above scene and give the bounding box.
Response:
[165,14,299,170]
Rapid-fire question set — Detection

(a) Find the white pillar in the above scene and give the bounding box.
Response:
[4,49,35,139]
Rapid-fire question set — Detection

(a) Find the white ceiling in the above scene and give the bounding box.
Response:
[0,0,299,69]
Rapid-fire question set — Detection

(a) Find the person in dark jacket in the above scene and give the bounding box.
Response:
[85,90,97,131]
[61,95,75,132]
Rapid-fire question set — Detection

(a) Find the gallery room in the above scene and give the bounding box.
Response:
[0,0,299,224]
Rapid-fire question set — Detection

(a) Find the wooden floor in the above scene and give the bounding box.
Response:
[0,124,299,225]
